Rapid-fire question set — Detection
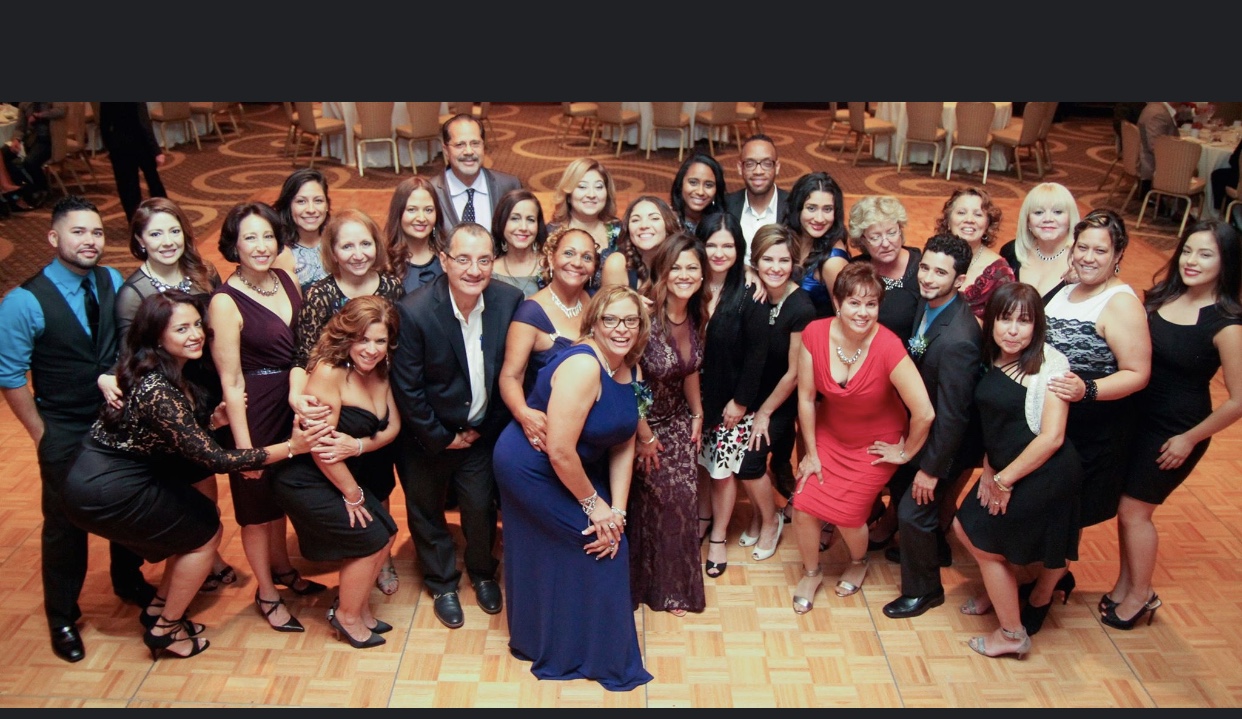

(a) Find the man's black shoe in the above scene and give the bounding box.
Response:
[473,579,503,615]
[50,625,85,663]
[882,590,946,619]
[114,579,159,606]
[433,591,465,628]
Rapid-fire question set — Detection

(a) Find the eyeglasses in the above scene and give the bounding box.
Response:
[863,227,902,246]
[600,314,641,329]
[742,159,776,171]
[448,140,484,152]
[446,254,494,269]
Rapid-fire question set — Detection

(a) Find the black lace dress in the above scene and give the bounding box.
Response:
[62,372,269,562]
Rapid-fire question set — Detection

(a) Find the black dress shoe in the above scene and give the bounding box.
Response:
[433,591,465,628]
[882,589,946,619]
[50,625,85,663]
[473,579,503,615]
[115,579,159,607]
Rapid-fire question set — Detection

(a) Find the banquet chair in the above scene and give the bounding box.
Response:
[43,112,84,195]
[817,101,851,150]
[945,101,996,183]
[589,102,639,157]
[839,101,896,166]
[189,102,241,144]
[148,102,201,151]
[63,102,96,183]
[1105,121,1143,210]
[292,101,346,168]
[736,102,766,135]
[396,102,443,174]
[352,102,399,177]
[281,102,324,156]
[648,102,691,162]
[1136,136,1205,237]
[557,102,598,147]
[991,101,1054,181]
[442,103,493,134]
[694,103,746,156]
[1036,101,1059,170]
[897,101,946,175]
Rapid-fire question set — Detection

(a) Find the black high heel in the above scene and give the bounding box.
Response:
[328,613,385,649]
[255,591,305,632]
[705,540,727,578]
[327,596,392,634]
[1101,593,1161,630]
[819,523,836,552]
[143,617,210,660]
[271,568,327,596]
[1021,600,1052,635]
[1054,570,1076,604]
[1098,594,1119,615]
[139,595,204,636]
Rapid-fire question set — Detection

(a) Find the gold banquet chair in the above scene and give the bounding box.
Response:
[352,101,399,177]
[897,102,946,175]
[292,101,346,168]
[1136,136,1206,237]
[149,102,201,151]
[647,102,691,162]
[396,102,443,174]
[839,101,896,166]
[945,101,996,183]
[694,102,746,156]
[991,101,1056,182]
[557,102,598,147]
[589,102,640,158]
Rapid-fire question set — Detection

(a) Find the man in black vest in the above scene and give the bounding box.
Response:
[0,196,155,662]
[882,234,984,619]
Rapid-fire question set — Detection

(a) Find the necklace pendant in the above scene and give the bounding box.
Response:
[836,344,863,365]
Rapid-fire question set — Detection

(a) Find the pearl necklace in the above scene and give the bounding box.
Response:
[836,344,863,365]
[1033,243,1069,262]
[237,270,278,297]
[550,288,583,318]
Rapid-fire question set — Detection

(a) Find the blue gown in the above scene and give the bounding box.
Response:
[493,343,653,691]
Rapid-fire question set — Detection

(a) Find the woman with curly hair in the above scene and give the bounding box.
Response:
[934,186,1015,319]
[601,195,681,291]
[384,176,445,294]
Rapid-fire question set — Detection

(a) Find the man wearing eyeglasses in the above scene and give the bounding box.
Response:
[725,134,789,243]
[429,114,522,238]
[390,222,524,630]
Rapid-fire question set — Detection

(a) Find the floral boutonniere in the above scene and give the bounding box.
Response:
[633,380,654,420]
[907,334,928,359]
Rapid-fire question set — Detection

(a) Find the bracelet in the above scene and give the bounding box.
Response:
[286,441,294,459]
[992,473,1012,493]
[610,506,627,518]
[344,487,365,507]
[578,491,598,515]
[898,450,908,462]
[640,434,657,445]
[689,413,702,419]
[1082,378,1098,402]
[356,438,364,457]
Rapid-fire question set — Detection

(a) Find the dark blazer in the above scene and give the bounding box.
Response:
[429,168,523,238]
[390,273,524,454]
[908,294,983,480]
[724,188,789,228]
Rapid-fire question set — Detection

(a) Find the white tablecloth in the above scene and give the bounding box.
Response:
[0,103,19,145]
[146,102,212,150]
[321,102,450,170]
[874,102,1012,173]
[618,102,716,151]
[1181,127,1241,219]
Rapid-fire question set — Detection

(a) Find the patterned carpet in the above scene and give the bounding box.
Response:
[0,102,1191,295]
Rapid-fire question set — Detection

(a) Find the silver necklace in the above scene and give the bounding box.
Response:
[1033,243,1068,262]
[550,288,583,318]
[143,262,192,293]
[501,256,538,296]
[836,344,863,365]
[237,270,278,297]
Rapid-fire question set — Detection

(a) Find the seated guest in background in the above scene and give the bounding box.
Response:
[602,195,680,292]
[429,114,522,238]
[1211,138,1240,229]
[1,102,62,210]
[935,187,1014,319]
[785,172,850,318]
[953,283,1082,659]
[273,296,401,649]
[999,182,1081,302]
[384,176,445,294]
[671,153,728,234]
[272,168,331,292]
[881,235,983,620]
[493,285,654,691]
[64,291,330,660]
[726,134,788,243]
[390,222,524,629]
[1136,102,1184,201]
[848,196,922,345]
[545,157,622,258]
[491,189,549,298]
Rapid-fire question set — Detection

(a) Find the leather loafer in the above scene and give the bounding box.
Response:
[50,625,85,663]
[433,591,465,629]
[882,589,946,619]
[473,579,503,615]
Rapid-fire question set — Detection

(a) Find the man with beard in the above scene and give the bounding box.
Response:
[725,134,789,243]
[428,114,522,238]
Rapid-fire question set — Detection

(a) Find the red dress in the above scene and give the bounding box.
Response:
[793,318,910,527]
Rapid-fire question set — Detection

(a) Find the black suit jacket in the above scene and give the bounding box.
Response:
[724,188,789,229]
[390,273,523,454]
[908,294,983,480]
[428,168,523,238]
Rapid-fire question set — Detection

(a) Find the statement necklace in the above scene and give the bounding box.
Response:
[1034,243,1069,262]
[143,262,192,293]
[836,344,863,365]
[550,288,583,318]
[237,270,278,297]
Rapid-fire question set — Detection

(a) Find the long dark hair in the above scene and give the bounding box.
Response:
[102,290,208,432]
[384,176,444,284]
[671,153,728,226]
[617,195,681,287]
[1144,219,1242,318]
[272,168,330,249]
[982,282,1047,377]
[694,212,749,318]
[129,198,219,293]
[491,189,548,256]
[645,232,708,344]
[785,172,848,279]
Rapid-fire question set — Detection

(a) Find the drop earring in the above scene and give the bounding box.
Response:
[1114,263,1121,275]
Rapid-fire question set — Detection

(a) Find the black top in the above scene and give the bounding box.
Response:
[293,273,403,370]
[700,284,771,427]
[754,288,815,419]
[853,247,922,346]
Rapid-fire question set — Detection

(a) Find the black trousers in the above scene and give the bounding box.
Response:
[39,418,145,629]
[104,138,166,223]
[396,433,499,597]
[889,464,950,598]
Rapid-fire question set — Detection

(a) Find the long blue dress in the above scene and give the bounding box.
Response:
[493,343,653,691]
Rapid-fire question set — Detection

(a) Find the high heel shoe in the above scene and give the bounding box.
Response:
[1020,600,1052,636]
[968,626,1030,659]
[705,540,728,578]
[835,557,868,597]
[1098,593,1119,615]
[1101,593,1161,630]
[271,568,327,596]
[328,613,385,649]
[255,591,305,632]
[792,567,823,615]
[752,520,783,561]
[200,563,238,593]
[739,528,759,547]
[139,595,204,636]
[1053,570,1076,604]
[143,617,210,660]
[327,596,392,634]
[376,561,399,596]
[819,523,836,552]
[698,516,713,544]
[959,596,993,616]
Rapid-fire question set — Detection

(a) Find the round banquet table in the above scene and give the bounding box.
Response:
[1179,126,1241,220]
[874,102,1012,174]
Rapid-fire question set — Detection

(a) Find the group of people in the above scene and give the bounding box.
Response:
[3,112,1240,692]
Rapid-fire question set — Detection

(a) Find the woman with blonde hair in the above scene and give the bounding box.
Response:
[1000,182,1082,301]
[545,157,622,256]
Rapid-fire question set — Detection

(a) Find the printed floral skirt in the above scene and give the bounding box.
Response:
[697,413,755,479]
